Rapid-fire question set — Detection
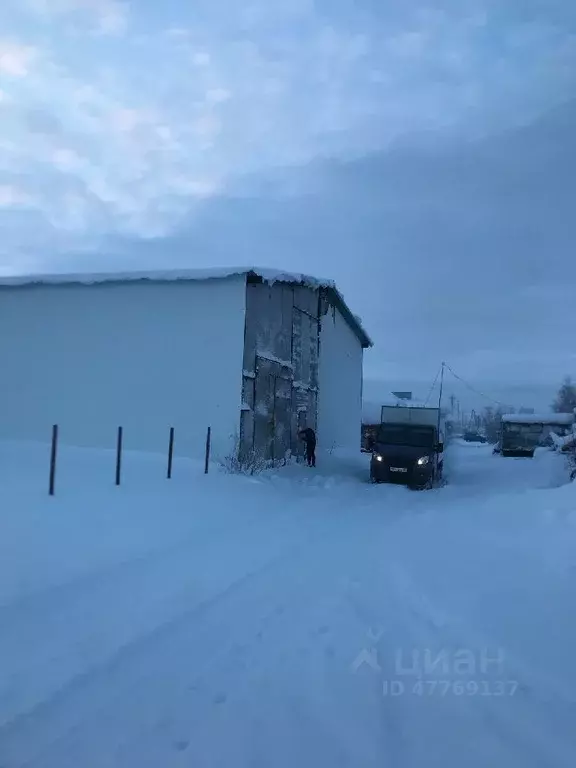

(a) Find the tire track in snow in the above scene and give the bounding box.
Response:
[0,492,373,766]
[380,561,576,768]
[0,544,304,766]
[0,489,419,768]
[0,482,300,616]
[0,485,328,727]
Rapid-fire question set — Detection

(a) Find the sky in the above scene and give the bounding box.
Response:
[1,0,575,411]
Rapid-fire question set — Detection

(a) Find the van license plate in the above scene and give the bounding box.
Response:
[390,467,408,473]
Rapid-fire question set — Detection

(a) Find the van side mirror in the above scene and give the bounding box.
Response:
[436,442,444,453]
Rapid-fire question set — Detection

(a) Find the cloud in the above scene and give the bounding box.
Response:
[0,0,575,282]
[21,0,129,35]
[0,41,39,76]
[65,97,572,389]
[51,147,86,172]
[0,184,34,206]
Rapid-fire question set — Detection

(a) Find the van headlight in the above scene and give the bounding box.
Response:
[417,455,430,466]
[374,454,383,462]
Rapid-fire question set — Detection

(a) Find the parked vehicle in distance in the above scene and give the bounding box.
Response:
[370,406,445,490]
[463,431,487,443]
[498,413,574,458]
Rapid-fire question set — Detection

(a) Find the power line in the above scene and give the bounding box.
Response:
[423,364,443,406]
[443,362,515,411]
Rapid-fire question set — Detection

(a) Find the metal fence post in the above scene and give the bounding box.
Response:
[204,426,211,474]
[115,426,123,486]
[49,424,58,496]
[167,427,175,479]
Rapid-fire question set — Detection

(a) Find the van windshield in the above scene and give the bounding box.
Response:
[503,423,542,434]
[377,424,436,448]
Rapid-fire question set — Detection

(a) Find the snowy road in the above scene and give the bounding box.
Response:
[1,441,576,767]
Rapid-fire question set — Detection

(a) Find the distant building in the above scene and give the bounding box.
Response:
[391,391,413,401]
[0,267,372,462]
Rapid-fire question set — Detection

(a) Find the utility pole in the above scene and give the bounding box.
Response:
[437,362,445,439]
[437,362,445,411]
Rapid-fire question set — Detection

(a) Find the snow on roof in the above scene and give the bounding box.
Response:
[501,412,574,425]
[0,265,372,347]
[0,266,333,289]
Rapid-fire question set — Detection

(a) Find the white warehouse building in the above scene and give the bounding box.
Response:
[0,267,372,463]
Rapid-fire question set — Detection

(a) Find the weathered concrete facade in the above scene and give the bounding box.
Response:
[240,276,321,462]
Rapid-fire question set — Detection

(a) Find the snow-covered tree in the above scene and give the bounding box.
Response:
[481,406,507,444]
[552,376,576,414]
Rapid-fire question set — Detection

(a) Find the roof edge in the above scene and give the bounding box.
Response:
[323,285,373,348]
[0,264,372,349]
[246,271,372,348]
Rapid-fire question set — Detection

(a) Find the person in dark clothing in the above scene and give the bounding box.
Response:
[299,427,316,467]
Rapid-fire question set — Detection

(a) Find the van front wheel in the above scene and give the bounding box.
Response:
[423,472,436,490]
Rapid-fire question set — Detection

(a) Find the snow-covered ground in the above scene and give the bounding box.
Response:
[1,439,575,767]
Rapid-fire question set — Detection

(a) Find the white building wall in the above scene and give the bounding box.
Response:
[317,303,363,452]
[0,276,247,461]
